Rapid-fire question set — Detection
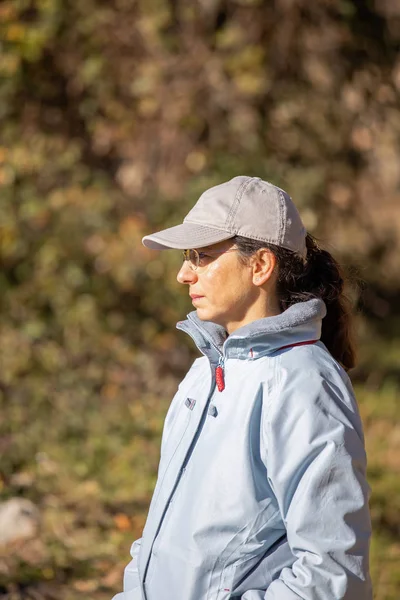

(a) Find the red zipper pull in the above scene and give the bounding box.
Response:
[215,357,225,392]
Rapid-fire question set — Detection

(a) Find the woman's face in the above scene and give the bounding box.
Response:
[176,240,277,333]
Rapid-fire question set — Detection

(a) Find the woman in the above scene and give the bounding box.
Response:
[113,176,372,600]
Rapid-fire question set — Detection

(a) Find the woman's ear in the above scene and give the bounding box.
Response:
[250,249,277,286]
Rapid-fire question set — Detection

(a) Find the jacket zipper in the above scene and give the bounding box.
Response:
[215,355,225,392]
[185,314,226,392]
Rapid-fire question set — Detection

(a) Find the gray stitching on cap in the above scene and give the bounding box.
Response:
[225,177,255,231]
[154,229,231,242]
[277,189,286,244]
[184,221,230,232]
[184,220,226,228]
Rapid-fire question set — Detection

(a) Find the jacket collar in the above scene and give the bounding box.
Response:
[176,298,326,363]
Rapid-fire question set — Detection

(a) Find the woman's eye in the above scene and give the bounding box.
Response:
[198,252,213,260]
[197,252,213,265]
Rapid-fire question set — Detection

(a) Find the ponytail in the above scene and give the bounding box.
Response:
[234,234,356,371]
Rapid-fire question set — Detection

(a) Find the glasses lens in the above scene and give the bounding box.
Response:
[189,249,199,269]
[183,249,199,270]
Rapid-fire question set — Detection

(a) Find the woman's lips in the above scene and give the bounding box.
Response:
[190,294,204,303]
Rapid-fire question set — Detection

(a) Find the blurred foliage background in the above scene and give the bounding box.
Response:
[0,0,399,598]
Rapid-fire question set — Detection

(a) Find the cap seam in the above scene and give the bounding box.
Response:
[277,189,286,244]
[225,177,255,232]
[148,230,231,242]
[182,220,230,232]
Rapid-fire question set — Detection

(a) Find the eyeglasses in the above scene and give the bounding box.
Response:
[182,247,238,271]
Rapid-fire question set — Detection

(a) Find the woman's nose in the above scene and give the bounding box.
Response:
[177,261,198,285]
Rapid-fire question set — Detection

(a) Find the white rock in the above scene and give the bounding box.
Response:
[0,498,40,546]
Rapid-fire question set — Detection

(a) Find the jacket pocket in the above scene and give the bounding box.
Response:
[215,534,293,600]
[230,535,294,596]
[216,563,236,600]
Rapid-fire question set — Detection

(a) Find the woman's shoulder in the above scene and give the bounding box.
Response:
[266,342,363,436]
[177,355,209,388]
[187,355,209,375]
[277,340,351,386]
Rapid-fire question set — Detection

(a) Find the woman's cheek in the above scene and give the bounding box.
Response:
[203,260,225,288]
[208,259,223,275]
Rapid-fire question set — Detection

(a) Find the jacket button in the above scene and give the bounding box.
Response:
[208,404,218,417]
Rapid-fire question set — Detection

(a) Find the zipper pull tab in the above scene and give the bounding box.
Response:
[215,356,225,392]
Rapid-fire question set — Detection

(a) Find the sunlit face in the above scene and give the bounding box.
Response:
[176,240,262,333]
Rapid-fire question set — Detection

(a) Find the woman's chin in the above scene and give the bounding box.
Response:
[195,307,209,320]
[194,306,214,320]
[195,308,224,326]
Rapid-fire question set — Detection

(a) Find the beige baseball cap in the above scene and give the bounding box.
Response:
[142,176,307,258]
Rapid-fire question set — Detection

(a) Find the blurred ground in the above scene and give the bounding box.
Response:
[0,1,400,598]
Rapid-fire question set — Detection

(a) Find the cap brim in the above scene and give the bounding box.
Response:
[142,222,234,250]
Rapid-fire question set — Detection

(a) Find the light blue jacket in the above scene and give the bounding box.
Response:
[113,299,372,600]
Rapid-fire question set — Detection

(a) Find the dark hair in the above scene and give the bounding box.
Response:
[234,234,356,371]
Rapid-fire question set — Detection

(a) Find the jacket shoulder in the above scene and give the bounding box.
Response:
[179,355,208,384]
[277,341,351,388]
[267,342,363,439]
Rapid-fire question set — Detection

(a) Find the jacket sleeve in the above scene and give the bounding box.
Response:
[248,368,372,600]
[111,538,142,600]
